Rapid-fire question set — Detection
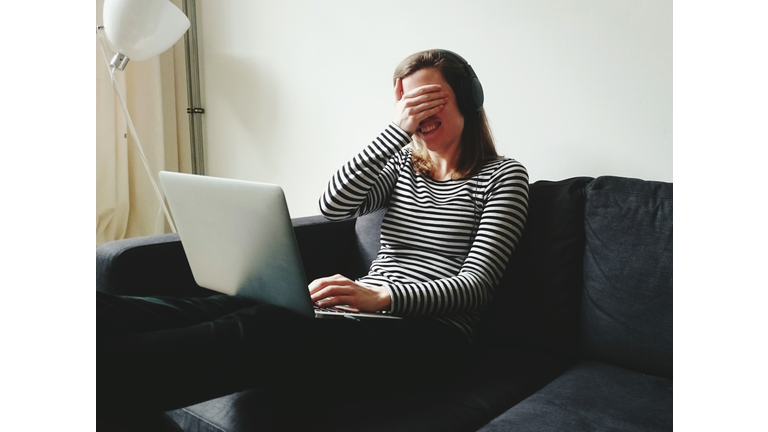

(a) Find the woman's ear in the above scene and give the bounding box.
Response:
[394,78,404,101]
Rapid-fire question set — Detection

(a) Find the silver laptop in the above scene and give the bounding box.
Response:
[159,171,400,320]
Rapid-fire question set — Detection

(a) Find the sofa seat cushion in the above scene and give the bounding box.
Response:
[477,360,672,432]
[166,347,569,432]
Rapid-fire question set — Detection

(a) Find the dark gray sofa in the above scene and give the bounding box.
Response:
[96,175,672,431]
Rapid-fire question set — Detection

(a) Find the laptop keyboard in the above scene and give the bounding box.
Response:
[313,304,400,319]
[314,305,354,314]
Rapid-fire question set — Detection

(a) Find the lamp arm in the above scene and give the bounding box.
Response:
[97,30,177,234]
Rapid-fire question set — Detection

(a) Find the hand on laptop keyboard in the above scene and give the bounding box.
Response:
[308,274,391,312]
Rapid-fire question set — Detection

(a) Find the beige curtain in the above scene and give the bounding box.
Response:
[96,33,129,246]
[96,0,189,247]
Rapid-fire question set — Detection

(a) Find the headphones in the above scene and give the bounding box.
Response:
[438,50,484,116]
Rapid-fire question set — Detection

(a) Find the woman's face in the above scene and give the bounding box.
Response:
[401,67,465,156]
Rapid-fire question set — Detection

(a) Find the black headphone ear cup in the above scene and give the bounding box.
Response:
[458,76,483,115]
[458,76,472,115]
[471,78,484,112]
[439,49,484,115]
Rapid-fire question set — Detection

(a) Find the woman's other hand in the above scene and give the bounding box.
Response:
[393,78,448,135]
[309,274,391,312]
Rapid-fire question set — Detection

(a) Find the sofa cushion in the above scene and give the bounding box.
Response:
[96,233,215,298]
[354,207,387,271]
[292,215,366,281]
[477,177,593,362]
[166,347,569,432]
[581,176,673,378]
[476,360,673,432]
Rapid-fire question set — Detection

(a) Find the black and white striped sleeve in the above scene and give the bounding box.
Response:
[388,160,529,317]
[319,124,412,220]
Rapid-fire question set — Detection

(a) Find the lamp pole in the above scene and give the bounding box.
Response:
[182,0,205,175]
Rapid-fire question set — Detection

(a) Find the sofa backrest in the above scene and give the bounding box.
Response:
[476,177,593,362]
[354,207,387,269]
[580,176,673,379]
[293,215,368,281]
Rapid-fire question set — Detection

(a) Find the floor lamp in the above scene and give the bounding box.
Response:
[97,0,191,233]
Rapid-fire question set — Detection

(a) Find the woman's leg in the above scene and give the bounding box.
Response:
[98,291,470,416]
[97,291,256,338]
[98,298,311,416]
[312,316,471,389]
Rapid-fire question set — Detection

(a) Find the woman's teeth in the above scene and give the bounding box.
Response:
[419,122,441,134]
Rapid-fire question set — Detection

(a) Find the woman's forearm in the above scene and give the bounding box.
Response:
[319,124,411,220]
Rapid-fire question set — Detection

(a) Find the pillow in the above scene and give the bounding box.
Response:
[580,176,673,378]
[477,177,593,362]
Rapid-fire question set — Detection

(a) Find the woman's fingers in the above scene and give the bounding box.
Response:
[404,96,448,116]
[401,102,446,134]
[420,103,446,119]
[331,304,360,313]
[403,92,447,109]
[311,285,351,303]
[308,274,347,294]
[309,275,357,304]
[308,275,390,312]
[401,90,446,113]
[314,294,352,308]
[394,83,448,134]
[402,84,442,99]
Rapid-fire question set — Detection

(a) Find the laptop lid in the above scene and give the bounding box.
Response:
[159,171,315,318]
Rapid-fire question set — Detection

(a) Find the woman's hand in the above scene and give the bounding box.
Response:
[393,78,448,135]
[308,274,391,312]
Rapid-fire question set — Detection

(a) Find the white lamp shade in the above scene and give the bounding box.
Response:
[103,0,191,62]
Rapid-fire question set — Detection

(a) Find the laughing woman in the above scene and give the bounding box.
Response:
[97,49,529,421]
[313,50,529,343]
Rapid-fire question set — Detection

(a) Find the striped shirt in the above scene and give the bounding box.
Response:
[319,124,529,341]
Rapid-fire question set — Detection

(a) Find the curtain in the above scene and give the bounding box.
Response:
[95,0,187,247]
[96,30,129,246]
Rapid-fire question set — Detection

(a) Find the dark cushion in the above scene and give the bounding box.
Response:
[97,412,186,432]
[477,177,593,362]
[477,360,672,432]
[166,347,568,432]
[292,215,365,281]
[581,176,673,378]
[96,233,214,298]
[354,207,387,271]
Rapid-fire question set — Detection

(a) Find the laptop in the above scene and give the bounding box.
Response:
[158,171,400,320]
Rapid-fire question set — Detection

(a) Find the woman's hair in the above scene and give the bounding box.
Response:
[393,49,498,180]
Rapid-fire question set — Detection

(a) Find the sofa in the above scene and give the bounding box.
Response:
[96,175,672,431]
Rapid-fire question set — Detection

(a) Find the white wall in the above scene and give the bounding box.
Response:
[195,0,671,217]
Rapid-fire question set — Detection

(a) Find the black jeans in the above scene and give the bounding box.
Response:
[97,291,470,416]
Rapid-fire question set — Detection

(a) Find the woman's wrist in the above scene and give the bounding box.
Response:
[375,285,392,312]
[381,285,394,313]
[390,122,411,137]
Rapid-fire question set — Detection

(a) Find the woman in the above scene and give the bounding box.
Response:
[97,49,529,418]
[312,50,529,342]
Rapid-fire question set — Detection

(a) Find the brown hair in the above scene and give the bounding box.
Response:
[393,49,498,180]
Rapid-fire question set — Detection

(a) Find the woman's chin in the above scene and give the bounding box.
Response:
[416,130,441,145]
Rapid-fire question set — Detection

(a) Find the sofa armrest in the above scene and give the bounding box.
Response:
[96,233,215,297]
[96,215,369,298]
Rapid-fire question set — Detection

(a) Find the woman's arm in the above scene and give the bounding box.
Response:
[385,160,529,316]
[319,83,448,221]
[318,124,410,220]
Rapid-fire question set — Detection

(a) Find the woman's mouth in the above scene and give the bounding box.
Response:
[418,121,441,135]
